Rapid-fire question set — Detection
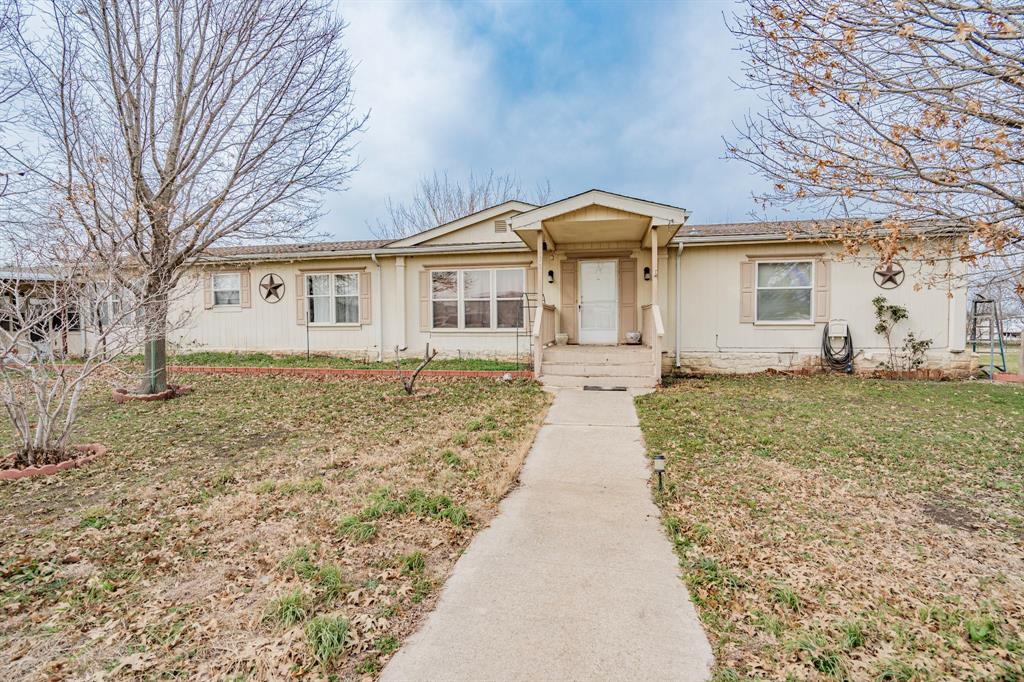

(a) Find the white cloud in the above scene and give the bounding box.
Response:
[325,1,495,238]
[322,1,791,238]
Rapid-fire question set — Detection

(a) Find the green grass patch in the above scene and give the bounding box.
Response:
[265,589,308,628]
[133,350,523,371]
[398,551,425,576]
[636,375,1024,680]
[305,615,349,667]
[79,507,112,530]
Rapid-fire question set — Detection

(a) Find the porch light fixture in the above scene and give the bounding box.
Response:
[643,266,651,281]
[653,454,666,491]
[547,270,555,284]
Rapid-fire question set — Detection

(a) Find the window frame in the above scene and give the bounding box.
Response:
[753,259,814,325]
[304,271,361,326]
[429,267,526,331]
[211,272,242,307]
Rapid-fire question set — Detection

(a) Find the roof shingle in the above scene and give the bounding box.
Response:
[205,239,391,257]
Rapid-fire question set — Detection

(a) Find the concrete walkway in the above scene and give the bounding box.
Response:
[381,388,713,682]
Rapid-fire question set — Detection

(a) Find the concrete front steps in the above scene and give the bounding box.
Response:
[540,345,658,388]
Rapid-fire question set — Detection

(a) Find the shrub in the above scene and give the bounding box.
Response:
[873,296,932,371]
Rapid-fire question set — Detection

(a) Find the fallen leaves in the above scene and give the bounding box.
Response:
[0,374,550,679]
[638,375,1024,680]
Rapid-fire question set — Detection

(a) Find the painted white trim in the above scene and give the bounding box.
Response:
[510,189,689,230]
[387,201,537,248]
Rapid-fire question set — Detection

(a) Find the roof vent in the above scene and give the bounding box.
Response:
[494,219,508,233]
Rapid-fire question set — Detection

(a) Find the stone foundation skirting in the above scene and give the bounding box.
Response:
[668,349,976,378]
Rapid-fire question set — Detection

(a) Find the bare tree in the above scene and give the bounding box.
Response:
[727,1,1024,283]
[393,344,437,395]
[0,226,156,466]
[7,0,365,394]
[371,170,552,239]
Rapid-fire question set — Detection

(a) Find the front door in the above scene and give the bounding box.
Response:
[578,260,618,344]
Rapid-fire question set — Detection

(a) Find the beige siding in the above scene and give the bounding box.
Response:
[171,259,383,357]
[170,239,968,370]
[418,210,526,246]
[670,242,967,365]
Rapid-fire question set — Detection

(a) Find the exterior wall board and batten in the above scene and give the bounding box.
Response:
[170,190,971,375]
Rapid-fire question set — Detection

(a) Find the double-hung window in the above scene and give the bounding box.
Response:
[755,261,813,323]
[430,268,525,330]
[212,273,241,306]
[306,273,359,324]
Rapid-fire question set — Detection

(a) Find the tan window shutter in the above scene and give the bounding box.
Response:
[814,259,830,323]
[618,259,636,343]
[359,271,371,325]
[203,273,213,309]
[525,267,537,295]
[295,273,306,325]
[419,270,430,331]
[239,271,252,308]
[560,260,577,344]
[494,219,508,233]
[740,261,755,323]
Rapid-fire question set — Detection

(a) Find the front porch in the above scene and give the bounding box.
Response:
[510,190,689,386]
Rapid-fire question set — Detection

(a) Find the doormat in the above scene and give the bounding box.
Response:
[583,385,627,391]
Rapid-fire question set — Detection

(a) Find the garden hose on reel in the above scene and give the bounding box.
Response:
[821,320,854,373]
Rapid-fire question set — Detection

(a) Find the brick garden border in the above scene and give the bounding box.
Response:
[164,365,534,380]
[994,373,1024,384]
[0,443,107,481]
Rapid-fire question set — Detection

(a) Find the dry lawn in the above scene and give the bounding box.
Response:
[636,375,1023,681]
[0,372,549,680]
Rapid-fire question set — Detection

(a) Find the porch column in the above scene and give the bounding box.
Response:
[651,226,658,309]
[536,235,544,304]
[395,256,406,351]
[651,225,661,384]
[534,234,543,376]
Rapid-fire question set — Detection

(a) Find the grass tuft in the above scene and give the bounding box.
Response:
[398,551,425,575]
[772,585,801,612]
[305,615,349,667]
[440,449,462,467]
[79,507,112,530]
[265,589,308,628]
[374,635,400,655]
[338,515,377,542]
[315,563,349,601]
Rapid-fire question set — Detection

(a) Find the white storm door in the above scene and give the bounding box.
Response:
[578,260,618,345]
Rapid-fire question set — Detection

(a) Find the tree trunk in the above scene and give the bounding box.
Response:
[139,290,169,394]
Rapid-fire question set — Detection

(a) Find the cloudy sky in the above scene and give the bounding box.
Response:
[329,0,780,240]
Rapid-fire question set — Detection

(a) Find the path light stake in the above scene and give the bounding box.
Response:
[653,454,665,492]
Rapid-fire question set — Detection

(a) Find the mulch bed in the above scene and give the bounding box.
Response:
[0,443,108,480]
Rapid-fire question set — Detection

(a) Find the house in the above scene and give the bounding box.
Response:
[172,189,972,387]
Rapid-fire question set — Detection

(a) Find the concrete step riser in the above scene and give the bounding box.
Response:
[540,374,657,388]
[541,362,654,377]
[542,346,650,362]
